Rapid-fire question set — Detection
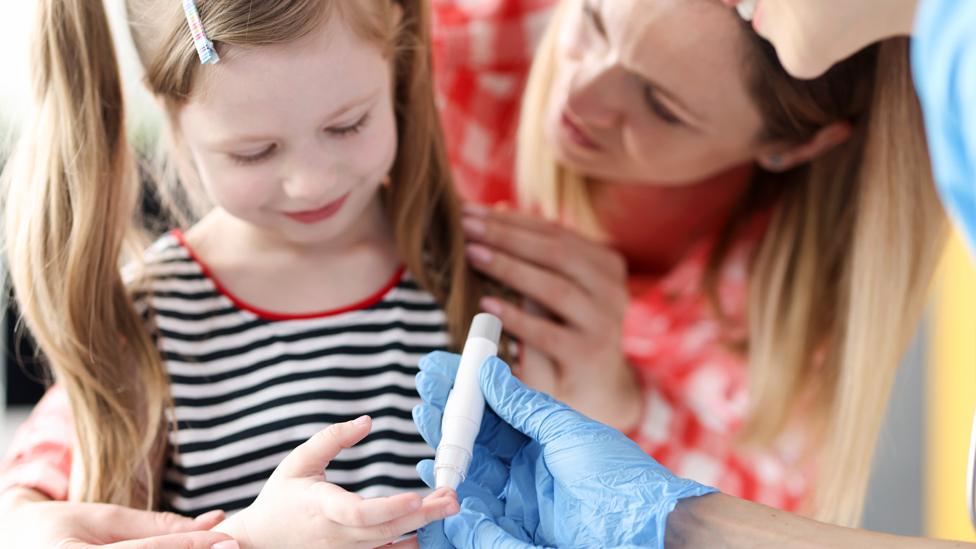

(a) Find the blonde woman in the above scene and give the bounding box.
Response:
[436,0,945,527]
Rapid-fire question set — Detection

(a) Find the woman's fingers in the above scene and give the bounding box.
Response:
[468,245,598,327]
[94,531,238,549]
[462,205,628,292]
[480,296,577,366]
[274,416,372,479]
[92,506,225,542]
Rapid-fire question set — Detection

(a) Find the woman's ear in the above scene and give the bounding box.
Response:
[756,121,853,172]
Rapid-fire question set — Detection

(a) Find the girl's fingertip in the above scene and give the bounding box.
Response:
[353,415,371,427]
[443,499,461,516]
[194,509,225,522]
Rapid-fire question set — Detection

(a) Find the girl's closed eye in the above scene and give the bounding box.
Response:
[229,143,278,166]
[327,112,371,137]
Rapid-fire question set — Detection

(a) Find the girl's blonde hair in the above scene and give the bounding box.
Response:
[3,0,480,508]
[518,3,946,526]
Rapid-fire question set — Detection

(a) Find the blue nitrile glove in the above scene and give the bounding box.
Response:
[913,0,976,252]
[412,351,717,549]
[412,352,534,548]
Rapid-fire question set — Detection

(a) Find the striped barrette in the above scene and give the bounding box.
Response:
[182,0,220,65]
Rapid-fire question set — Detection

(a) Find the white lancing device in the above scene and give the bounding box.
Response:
[434,313,503,490]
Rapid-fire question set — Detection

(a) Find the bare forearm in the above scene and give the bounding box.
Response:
[0,486,49,512]
[665,493,974,549]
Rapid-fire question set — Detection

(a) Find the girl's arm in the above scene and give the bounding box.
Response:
[0,385,74,501]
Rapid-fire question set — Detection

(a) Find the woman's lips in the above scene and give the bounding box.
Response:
[284,194,350,224]
[560,111,602,151]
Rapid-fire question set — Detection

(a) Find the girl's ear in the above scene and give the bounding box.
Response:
[755,121,853,172]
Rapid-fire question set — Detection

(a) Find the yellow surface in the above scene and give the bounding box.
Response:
[927,233,976,541]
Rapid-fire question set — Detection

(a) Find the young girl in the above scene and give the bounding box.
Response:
[1,0,473,545]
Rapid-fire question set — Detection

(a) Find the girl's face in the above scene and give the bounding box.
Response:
[178,15,397,246]
[547,0,765,186]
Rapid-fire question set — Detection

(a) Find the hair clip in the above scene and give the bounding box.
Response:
[182,0,220,65]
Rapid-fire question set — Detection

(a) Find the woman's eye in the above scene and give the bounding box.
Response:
[327,112,370,137]
[644,86,683,126]
[583,0,607,38]
[229,144,277,165]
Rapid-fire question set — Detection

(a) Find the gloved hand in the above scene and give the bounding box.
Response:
[412,351,716,549]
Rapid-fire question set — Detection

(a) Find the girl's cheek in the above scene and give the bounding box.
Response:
[345,111,398,180]
[206,172,279,212]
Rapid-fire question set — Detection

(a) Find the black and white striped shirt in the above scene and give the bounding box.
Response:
[136,233,445,516]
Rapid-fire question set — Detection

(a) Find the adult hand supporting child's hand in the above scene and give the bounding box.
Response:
[0,486,235,548]
[215,416,459,549]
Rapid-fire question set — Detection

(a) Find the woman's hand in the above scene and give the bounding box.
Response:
[0,486,236,548]
[462,204,642,432]
[214,416,459,549]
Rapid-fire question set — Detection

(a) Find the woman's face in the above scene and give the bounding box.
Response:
[547,0,765,186]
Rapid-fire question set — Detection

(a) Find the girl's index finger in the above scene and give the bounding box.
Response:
[354,489,460,545]
[318,486,423,528]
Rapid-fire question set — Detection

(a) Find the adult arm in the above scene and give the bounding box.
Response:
[667,492,973,549]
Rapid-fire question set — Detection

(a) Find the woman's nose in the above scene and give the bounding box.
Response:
[566,61,625,128]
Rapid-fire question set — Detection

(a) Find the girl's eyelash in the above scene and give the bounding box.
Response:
[644,86,683,126]
[228,112,370,166]
[230,144,277,165]
[328,112,370,137]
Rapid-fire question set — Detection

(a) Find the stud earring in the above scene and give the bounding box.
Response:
[766,154,785,170]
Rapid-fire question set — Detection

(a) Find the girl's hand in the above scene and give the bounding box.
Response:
[216,416,458,549]
[0,486,236,548]
[462,204,642,432]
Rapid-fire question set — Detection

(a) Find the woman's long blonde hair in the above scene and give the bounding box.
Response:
[518,3,946,526]
[3,0,480,508]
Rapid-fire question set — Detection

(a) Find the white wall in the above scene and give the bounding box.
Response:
[0,0,160,150]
